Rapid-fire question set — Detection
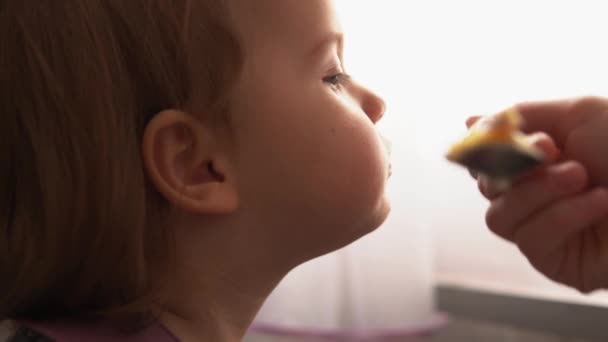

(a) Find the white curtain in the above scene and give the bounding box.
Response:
[253,0,608,338]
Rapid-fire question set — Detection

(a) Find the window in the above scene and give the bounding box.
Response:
[336,0,608,306]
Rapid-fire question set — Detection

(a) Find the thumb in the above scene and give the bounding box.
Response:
[514,97,586,145]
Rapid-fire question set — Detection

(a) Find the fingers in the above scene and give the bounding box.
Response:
[467,97,604,149]
[478,175,508,200]
[485,161,588,241]
[514,188,608,265]
[513,99,575,140]
[525,131,561,162]
[516,96,607,146]
[466,116,481,128]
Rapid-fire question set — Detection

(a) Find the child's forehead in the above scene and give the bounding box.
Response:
[231,0,340,47]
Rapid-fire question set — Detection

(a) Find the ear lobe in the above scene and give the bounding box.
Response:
[142,109,239,215]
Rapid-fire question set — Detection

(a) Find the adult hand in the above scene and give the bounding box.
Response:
[470,97,608,293]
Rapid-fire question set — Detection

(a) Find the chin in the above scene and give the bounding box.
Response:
[287,192,392,265]
[363,193,392,234]
[337,193,393,249]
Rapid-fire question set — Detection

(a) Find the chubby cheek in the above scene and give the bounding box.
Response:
[231,78,389,237]
[304,96,389,218]
[316,121,388,215]
[253,113,389,228]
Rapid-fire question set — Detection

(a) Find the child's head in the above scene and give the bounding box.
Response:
[0,0,389,326]
[216,0,391,267]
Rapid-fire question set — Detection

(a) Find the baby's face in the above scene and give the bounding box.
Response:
[227,0,390,262]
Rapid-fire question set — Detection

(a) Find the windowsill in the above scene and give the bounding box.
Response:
[436,277,608,341]
[436,273,608,307]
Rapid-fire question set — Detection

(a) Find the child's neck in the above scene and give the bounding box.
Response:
[159,269,283,342]
[155,219,290,342]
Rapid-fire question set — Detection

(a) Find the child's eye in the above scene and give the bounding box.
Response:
[323,73,351,87]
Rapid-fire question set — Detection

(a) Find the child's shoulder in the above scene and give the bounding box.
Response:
[6,326,52,342]
[1,320,177,342]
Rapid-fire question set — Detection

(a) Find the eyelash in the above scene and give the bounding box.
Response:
[323,73,351,88]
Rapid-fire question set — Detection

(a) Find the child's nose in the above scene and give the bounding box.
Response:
[361,88,386,124]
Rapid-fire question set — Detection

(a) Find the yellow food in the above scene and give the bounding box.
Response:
[446,108,521,162]
[446,108,544,179]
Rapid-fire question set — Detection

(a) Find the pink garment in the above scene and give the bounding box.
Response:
[20,320,179,342]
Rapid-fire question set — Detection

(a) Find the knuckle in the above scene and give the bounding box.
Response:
[545,204,571,228]
[571,96,605,114]
[517,239,544,266]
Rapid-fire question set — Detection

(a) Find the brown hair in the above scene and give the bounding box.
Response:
[0,0,242,324]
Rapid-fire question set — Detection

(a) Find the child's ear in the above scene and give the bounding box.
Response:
[142,109,238,214]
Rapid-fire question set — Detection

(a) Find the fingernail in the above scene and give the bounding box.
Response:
[480,175,510,197]
[527,133,560,161]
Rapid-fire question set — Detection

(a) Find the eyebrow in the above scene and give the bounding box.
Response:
[308,32,344,59]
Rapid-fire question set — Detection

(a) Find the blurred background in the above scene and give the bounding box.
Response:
[248,1,608,341]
